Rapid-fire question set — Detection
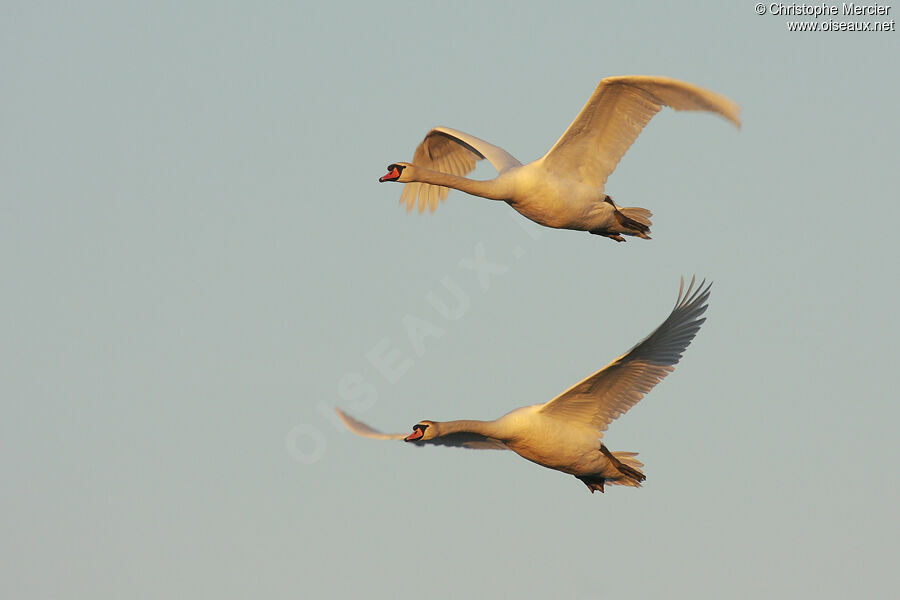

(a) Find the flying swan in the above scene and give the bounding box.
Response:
[336,277,711,493]
[379,76,739,241]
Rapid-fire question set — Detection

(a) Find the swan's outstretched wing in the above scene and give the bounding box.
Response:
[335,408,508,450]
[400,126,523,214]
[335,408,406,440]
[538,277,711,434]
[540,76,740,188]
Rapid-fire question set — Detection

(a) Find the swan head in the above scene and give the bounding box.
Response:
[404,420,436,442]
[379,162,411,183]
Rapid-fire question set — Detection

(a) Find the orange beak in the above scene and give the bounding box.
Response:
[404,428,424,442]
[379,167,400,182]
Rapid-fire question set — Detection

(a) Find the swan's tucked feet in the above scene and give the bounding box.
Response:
[599,444,647,483]
[612,213,651,240]
[576,475,606,493]
[590,195,652,242]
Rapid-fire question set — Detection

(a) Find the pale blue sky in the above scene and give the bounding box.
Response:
[2,2,898,598]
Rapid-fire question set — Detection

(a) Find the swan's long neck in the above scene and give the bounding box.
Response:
[406,166,511,201]
[436,419,505,439]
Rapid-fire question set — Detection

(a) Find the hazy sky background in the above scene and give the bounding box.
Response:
[2,2,898,598]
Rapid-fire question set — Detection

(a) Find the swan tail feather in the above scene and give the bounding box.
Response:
[590,199,653,241]
[615,207,653,239]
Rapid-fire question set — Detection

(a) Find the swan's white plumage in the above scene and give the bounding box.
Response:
[336,277,711,491]
[386,75,740,239]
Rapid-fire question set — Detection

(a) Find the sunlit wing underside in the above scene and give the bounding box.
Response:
[538,276,711,434]
[401,126,522,213]
[541,76,741,188]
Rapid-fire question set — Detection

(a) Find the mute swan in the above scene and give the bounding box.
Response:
[379,76,739,241]
[337,277,711,493]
